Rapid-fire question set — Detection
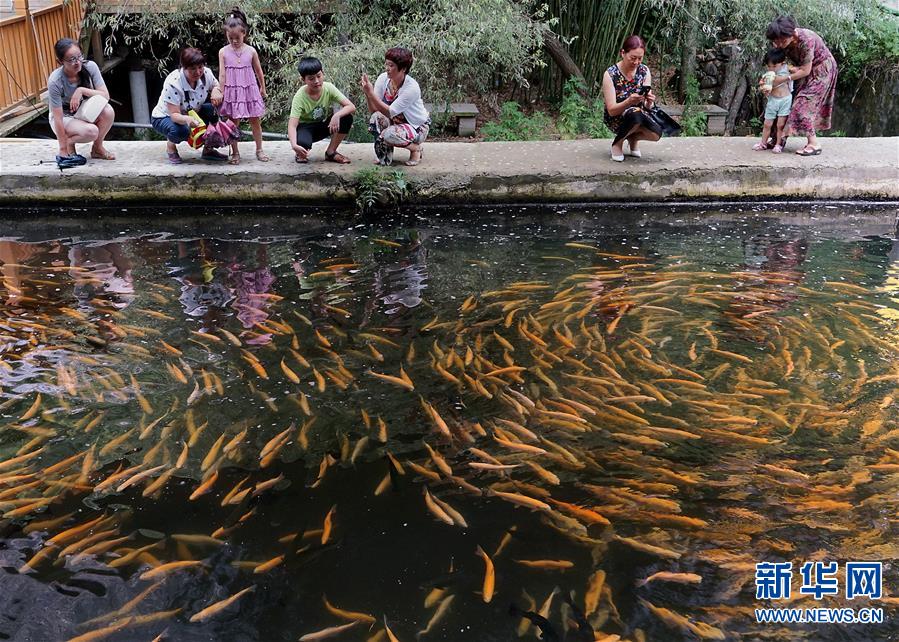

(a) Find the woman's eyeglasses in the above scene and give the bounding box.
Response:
[64,55,85,65]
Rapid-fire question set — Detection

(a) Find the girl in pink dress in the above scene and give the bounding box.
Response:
[218,6,268,164]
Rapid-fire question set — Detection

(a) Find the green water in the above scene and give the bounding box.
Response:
[0,204,897,642]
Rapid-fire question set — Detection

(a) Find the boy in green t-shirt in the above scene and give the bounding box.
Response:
[287,57,356,163]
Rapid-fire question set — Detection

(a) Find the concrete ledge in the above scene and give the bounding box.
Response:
[0,137,897,204]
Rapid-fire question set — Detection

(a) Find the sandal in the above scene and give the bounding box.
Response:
[90,148,116,160]
[325,150,351,164]
[796,146,821,156]
[256,150,271,162]
[295,155,308,164]
[752,142,768,151]
[405,149,424,166]
[228,152,241,165]
[771,144,783,154]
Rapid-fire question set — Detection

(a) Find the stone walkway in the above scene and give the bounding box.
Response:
[0,136,897,204]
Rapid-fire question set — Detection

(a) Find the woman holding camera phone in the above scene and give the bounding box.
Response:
[602,34,661,162]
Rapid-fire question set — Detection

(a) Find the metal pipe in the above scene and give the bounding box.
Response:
[128,69,149,124]
[108,121,290,140]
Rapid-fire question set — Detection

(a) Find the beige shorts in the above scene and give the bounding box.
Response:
[49,115,75,136]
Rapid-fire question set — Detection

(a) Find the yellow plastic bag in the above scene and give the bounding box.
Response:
[186,109,207,149]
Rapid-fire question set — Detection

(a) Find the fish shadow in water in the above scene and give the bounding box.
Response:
[509,592,594,642]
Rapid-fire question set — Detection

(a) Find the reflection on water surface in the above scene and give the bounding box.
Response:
[0,204,896,642]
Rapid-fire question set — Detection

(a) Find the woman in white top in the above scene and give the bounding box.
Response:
[48,38,116,163]
[150,47,226,164]
[360,47,430,166]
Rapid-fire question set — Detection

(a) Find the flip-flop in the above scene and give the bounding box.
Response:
[90,149,116,160]
[796,146,822,156]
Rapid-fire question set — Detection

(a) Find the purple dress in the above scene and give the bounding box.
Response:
[220,45,265,119]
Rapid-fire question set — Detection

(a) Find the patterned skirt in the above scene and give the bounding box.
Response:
[788,56,837,136]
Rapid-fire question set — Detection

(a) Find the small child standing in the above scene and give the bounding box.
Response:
[218,6,268,164]
[754,48,793,153]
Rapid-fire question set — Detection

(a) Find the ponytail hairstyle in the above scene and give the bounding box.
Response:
[224,6,249,38]
[54,38,92,89]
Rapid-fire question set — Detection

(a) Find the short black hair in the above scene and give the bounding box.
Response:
[298,57,323,78]
[766,15,797,41]
[764,48,786,65]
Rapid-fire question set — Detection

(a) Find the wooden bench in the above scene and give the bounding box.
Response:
[657,104,728,135]
[425,102,480,137]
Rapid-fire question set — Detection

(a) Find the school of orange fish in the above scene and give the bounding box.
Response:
[1,237,897,641]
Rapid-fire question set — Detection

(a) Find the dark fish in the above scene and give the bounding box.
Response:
[385,453,404,492]
[562,592,595,641]
[509,603,561,642]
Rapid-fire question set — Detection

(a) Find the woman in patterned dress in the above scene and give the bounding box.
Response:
[765,15,838,156]
[601,35,661,162]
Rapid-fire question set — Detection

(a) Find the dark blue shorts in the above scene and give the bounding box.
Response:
[151,103,215,144]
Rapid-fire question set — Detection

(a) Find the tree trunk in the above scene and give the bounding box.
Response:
[678,0,699,101]
[542,30,588,98]
[719,54,746,113]
[726,75,749,134]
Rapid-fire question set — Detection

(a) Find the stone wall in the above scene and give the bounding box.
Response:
[696,40,754,134]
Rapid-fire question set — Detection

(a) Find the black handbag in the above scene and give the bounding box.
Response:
[647,105,682,137]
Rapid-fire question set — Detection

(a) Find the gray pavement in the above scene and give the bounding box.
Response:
[0,136,897,204]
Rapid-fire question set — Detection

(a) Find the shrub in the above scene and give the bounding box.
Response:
[557,79,590,138]
[749,116,763,134]
[644,0,899,88]
[481,102,551,141]
[353,167,410,212]
[86,0,550,127]
[556,78,615,139]
[680,76,707,137]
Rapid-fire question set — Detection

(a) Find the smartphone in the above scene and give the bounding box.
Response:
[638,85,652,96]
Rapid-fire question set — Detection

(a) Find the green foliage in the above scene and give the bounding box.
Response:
[557,79,589,138]
[541,0,898,105]
[749,116,763,134]
[348,116,374,144]
[481,102,550,141]
[644,0,899,86]
[822,129,846,137]
[583,109,615,139]
[839,5,899,83]
[85,0,548,126]
[680,76,707,136]
[353,167,410,212]
[542,0,646,93]
[556,79,614,139]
